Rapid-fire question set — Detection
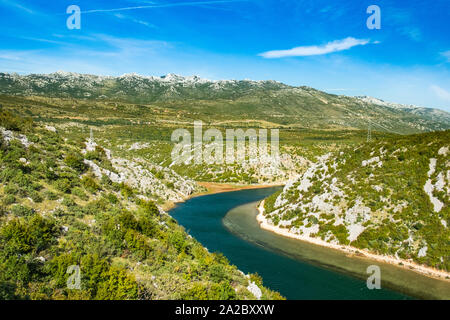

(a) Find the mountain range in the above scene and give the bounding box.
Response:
[1,72,449,134]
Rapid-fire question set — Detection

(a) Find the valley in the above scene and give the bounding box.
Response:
[0,72,449,300]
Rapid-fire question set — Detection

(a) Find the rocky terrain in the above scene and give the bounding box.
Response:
[0,109,283,300]
[1,72,449,133]
[262,130,449,271]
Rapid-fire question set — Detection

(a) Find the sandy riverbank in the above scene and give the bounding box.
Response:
[256,200,450,283]
[162,182,283,211]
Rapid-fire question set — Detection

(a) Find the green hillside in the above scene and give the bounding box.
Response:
[263,130,450,271]
[1,72,449,133]
[0,109,283,300]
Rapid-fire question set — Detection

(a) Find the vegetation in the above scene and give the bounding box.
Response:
[265,130,450,271]
[0,111,283,300]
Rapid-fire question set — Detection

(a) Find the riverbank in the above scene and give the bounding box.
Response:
[256,200,450,284]
[172,186,409,299]
[162,182,283,211]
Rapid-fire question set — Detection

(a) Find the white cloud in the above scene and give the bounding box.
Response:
[81,0,245,14]
[259,37,373,59]
[398,26,422,42]
[113,13,157,29]
[430,85,450,102]
[441,50,450,62]
[0,0,35,14]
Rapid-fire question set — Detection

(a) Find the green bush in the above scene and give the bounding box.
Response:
[54,178,72,193]
[208,281,236,300]
[169,231,188,253]
[0,108,32,131]
[103,193,118,204]
[85,146,107,162]
[118,211,140,231]
[124,230,151,260]
[72,187,88,201]
[30,191,43,203]
[120,183,134,199]
[43,190,59,200]
[181,283,208,300]
[64,152,87,173]
[81,175,100,193]
[137,199,159,216]
[95,267,138,300]
[1,215,57,253]
[3,194,16,205]
[209,264,230,283]
[11,204,34,217]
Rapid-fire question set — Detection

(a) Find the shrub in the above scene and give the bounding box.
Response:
[264,190,281,213]
[124,230,151,260]
[209,264,230,283]
[0,219,32,253]
[139,216,158,238]
[118,211,140,231]
[30,191,43,203]
[4,184,19,195]
[3,194,16,205]
[64,152,87,173]
[120,183,134,199]
[43,190,59,200]
[0,205,6,217]
[137,199,159,216]
[54,178,72,193]
[169,231,188,253]
[46,252,80,288]
[81,175,100,193]
[85,146,107,162]
[62,196,77,208]
[103,193,118,204]
[11,204,34,217]
[0,215,57,253]
[0,281,18,300]
[72,187,88,201]
[208,281,236,300]
[27,215,58,251]
[0,109,32,131]
[80,254,109,296]
[95,267,138,300]
[181,283,208,300]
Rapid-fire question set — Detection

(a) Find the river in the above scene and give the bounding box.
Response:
[169,187,447,299]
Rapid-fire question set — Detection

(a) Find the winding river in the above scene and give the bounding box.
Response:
[170,187,448,299]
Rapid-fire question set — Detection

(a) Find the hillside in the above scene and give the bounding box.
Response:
[1,72,449,133]
[0,93,384,185]
[0,71,449,299]
[262,130,449,272]
[0,109,283,300]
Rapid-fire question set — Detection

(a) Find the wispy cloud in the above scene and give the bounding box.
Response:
[81,0,246,14]
[259,37,374,59]
[430,85,450,102]
[0,0,35,14]
[441,50,450,63]
[398,26,422,42]
[114,13,157,29]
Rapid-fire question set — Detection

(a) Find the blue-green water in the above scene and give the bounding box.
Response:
[170,187,411,300]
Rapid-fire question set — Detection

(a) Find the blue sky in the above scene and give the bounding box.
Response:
[0,0,449,111]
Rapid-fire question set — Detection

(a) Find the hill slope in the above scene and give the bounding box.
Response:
[1,72,449,133]
[262,130,449,271]
[0,109,282,300]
